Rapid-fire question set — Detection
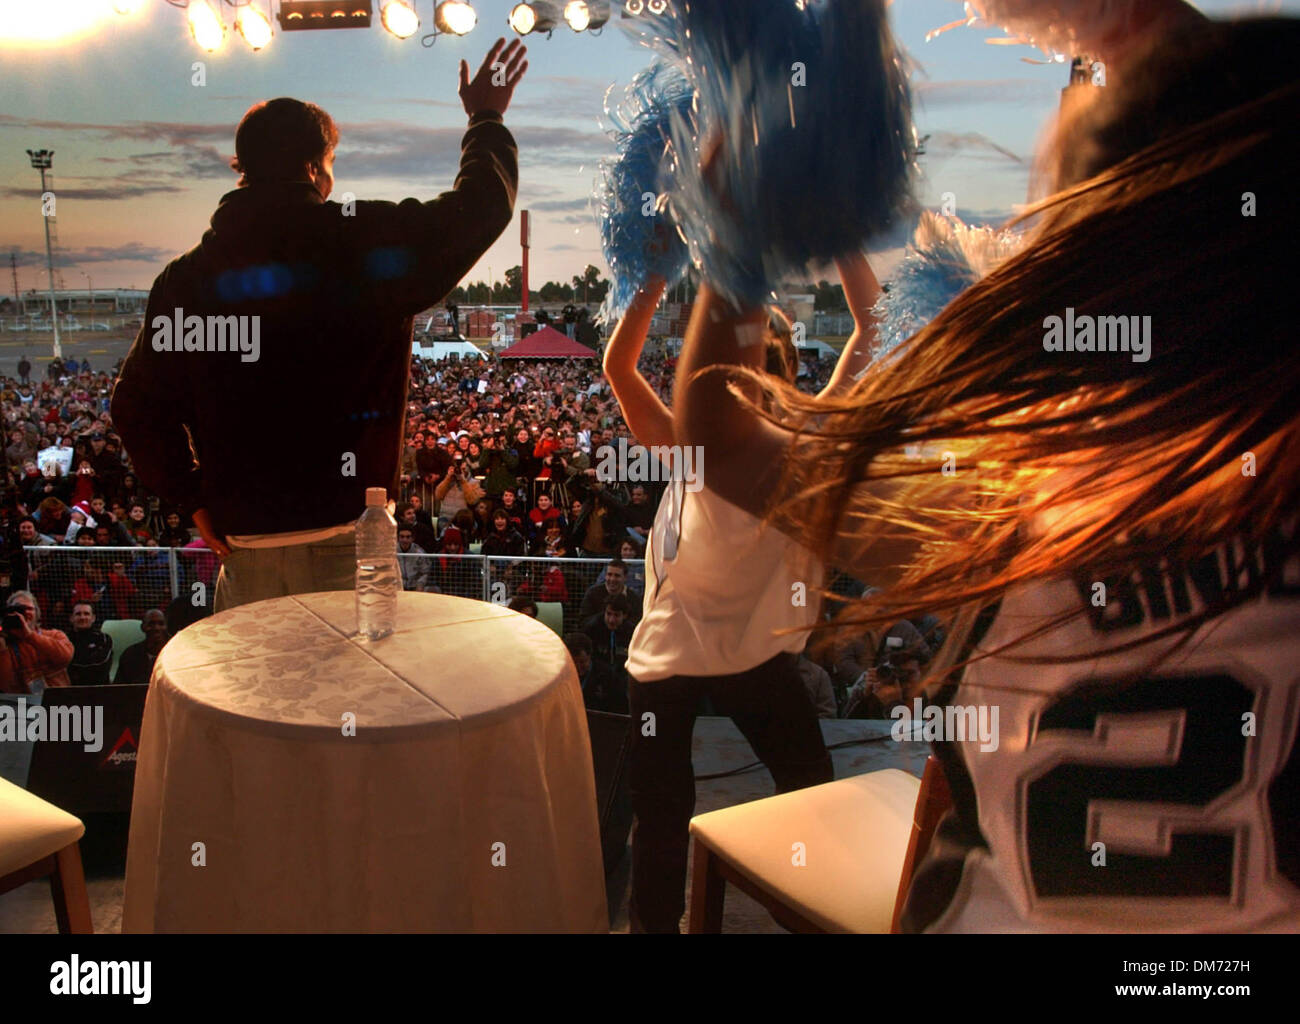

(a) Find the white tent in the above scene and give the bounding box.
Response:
[412,338,486,361]
[795,338,839,360]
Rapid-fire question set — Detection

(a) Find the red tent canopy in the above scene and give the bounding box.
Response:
[498,325,597,360]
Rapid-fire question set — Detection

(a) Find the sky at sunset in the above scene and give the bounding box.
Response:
[0,0,1288,297]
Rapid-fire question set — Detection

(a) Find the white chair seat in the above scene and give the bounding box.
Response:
[0,777,85,878]
[689,769,921,933]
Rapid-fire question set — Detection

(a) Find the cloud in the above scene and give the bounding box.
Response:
[955,207,1019,227]
[324,121,610,182]
[916,79,1055,108]
[0,112,612,196]
[0,183,185,201]
[528,197,592,212]
[7,244,175,267]
[0,113,233,184]
[921,131,1026,164]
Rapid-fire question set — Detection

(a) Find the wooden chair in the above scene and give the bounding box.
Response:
[0,777,93,933]
[687,756,952,934]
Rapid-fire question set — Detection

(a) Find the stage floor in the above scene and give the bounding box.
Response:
[1,718,926,935]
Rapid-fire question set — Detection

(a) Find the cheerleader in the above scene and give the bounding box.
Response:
[673,14,1300,932]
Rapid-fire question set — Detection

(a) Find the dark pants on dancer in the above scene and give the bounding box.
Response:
[627,651,834,933]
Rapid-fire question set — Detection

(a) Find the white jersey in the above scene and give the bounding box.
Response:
[625,479,823,682]
[909,528,1300,932]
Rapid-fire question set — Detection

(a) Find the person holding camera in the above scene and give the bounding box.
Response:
[840,620,931,719]
[0,589,73,695]
[433,451,483,522]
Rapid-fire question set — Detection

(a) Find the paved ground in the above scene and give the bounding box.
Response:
[0,327,137,377]
[0,717,924,935]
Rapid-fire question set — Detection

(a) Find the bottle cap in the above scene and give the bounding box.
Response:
[365,487,388,507]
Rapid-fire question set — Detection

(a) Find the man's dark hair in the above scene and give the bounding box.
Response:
[604,593,632,615]
[606,556,627,574]
[231,98,339,185]
[564,632,593,657]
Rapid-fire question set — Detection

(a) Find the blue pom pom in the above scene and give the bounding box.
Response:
[595,62,696,326]
[873,212,1026,355]
[626,0,917,310]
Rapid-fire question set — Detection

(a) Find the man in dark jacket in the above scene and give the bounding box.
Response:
[67,601,113,686]
[581,592,636,676]
[114,609,169,685]
[564,632,626,714]
[112,39,528,612]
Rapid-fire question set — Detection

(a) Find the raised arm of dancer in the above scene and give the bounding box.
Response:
[818,251,881,399]
[602,276,675,451]
[675,284,960,585]
[673,283,785,508]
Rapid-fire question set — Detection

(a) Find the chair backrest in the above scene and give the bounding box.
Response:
[468,542,483,554]
[100,619,142,680]
[535,601,564,636]
[890,755,953,934]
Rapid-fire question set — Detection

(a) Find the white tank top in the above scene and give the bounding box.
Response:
[625,480,824,682]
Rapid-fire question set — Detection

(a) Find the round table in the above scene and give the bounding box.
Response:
[122,591,608,932]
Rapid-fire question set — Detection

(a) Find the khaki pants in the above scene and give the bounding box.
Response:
[213,531,356,613]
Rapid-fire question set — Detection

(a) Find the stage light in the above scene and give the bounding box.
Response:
[381,0,419,37]
[434,1,477,35]
[508,4,536,34]
[564,1,589,31]
[647,0,666,13]
[564,0,609,31]
[188,0,226,51]
[623,0,643,14]
[509,1,559,36]
[236,4,274,49]
[277,2,373,32]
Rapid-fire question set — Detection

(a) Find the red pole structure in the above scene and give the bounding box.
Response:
[520,209,530,314]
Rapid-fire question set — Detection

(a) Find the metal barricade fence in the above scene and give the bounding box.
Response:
[24,546,644,640]
[482,555,646,636]
[21,546,175,631]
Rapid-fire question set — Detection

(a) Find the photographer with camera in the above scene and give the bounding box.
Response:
[841,620,931,720]
[433,449,483,522]
[0,589,73,695]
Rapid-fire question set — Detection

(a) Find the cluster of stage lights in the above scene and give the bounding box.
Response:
[107,1,646,52]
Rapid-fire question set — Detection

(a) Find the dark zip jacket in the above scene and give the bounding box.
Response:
[112,111,517,536]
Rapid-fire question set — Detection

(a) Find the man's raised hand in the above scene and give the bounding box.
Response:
[459,37,528,119]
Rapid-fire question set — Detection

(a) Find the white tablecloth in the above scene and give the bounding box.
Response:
[122,591,607,932]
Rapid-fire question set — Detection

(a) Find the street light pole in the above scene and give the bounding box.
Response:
[81,270,93,324]
[26,148,62,358]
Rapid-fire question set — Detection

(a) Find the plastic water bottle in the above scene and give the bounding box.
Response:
[355,487,398,640]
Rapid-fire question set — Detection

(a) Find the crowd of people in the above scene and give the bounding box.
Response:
[0,343,918,719]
